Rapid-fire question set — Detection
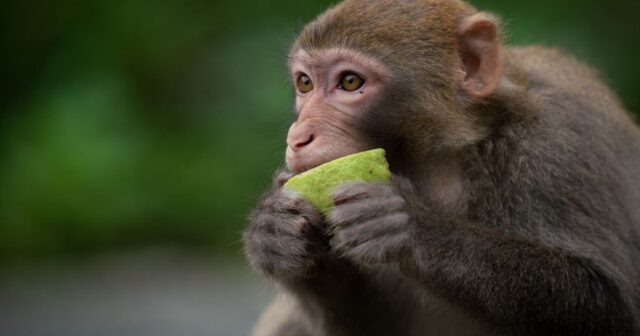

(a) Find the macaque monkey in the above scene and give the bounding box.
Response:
[244,0,640,334]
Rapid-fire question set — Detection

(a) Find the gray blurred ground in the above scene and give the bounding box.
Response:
[0,248,273,336]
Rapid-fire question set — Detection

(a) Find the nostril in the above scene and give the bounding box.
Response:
[296,134,315,148]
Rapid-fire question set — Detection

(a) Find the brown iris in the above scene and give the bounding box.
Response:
[339,73,365,91]
[297,74,313,94]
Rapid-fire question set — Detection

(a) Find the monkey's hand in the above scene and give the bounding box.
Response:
[328,176,415,265]
[243,171,329,283]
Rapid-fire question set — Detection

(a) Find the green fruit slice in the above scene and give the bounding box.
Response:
[284,148,391,214]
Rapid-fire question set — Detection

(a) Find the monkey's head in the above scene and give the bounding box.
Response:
[285,0,504,173]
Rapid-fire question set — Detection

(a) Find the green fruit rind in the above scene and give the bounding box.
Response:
[284,148,391,214]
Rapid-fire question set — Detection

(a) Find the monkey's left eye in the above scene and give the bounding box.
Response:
[339,73,365,92]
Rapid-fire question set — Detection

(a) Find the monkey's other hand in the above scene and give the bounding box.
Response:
[328,176,415,265]
[244,173,328,282]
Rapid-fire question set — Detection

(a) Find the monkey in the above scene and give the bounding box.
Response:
[243,0,640,335]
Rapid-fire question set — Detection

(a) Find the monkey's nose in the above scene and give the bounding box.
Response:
[289,134,315,152]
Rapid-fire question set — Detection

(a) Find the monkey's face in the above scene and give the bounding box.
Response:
[285,48,389,173]
[285,1,505,173]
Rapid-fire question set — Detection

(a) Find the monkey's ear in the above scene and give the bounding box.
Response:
[456,13,503,99]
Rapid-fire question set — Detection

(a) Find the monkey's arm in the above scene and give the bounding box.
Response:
[329,178,637,335]
[405,220,635,335]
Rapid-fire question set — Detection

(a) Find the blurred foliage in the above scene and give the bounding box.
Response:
[0,0,638,262]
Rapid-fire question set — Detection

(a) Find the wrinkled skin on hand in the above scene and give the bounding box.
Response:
[243,171,329,282]
[245,169,422,278]
[328,176,417,265]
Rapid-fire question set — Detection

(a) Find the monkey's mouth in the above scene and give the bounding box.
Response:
[286,152,326,174]
[286,145,372,174]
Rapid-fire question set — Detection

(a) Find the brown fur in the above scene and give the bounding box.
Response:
[244,0,640,335]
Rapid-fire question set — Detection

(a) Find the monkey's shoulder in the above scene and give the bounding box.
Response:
[507,45,597,81]
[506,45,619,102]
[504,45,634,133]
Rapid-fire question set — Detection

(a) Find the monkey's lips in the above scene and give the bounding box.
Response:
[285,142,369,174]
[286,149,337,174]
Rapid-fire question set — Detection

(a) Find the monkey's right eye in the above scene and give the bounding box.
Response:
[297,74,314,94]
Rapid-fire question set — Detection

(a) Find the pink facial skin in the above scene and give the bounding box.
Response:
[286,48,389,173]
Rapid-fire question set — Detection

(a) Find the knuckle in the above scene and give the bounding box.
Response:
[276,189,298,205]
[327,207,349,226]
[273,170,294,187]
[390,211,411,224]
[337,229,359,248]
[270,191,312,215]
[334,182,359,194]
[333,183,368,201]
[332,230,346,246]
[302,210,323,225]
[291,197,314,213]
[248,213,275,234]
[290,216,309,232]
[390,195,406,206]
[336,229,350,243]
[327,207,340,222]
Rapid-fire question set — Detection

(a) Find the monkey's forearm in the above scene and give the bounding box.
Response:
[404,223,635,334]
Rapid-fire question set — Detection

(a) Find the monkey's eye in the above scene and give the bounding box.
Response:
[339,73,365,92]
[296,74,314,94]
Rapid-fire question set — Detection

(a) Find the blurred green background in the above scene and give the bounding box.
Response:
[1,0,639,263]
